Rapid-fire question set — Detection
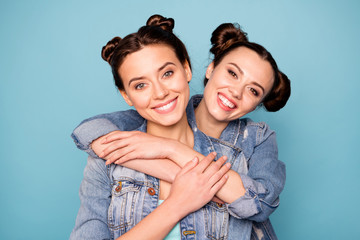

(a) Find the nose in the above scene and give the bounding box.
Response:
[228,85,243,100]
[153,81,169,99]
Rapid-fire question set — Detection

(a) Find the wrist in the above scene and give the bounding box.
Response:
[162,196,189,221]
[166,139,182,163]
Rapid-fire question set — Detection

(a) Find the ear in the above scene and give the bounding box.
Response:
[119,90,133,106]
[183,61,192,83]
[206,62,214,79]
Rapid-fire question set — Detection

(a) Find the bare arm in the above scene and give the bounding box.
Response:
[92,134,181,183]
[96,131,245,204]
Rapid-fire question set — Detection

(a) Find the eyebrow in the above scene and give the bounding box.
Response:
[128,62,175,86]
[229,62,265,94]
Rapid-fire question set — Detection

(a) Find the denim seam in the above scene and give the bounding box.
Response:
[111,177,159,189]
[209,137,243,152]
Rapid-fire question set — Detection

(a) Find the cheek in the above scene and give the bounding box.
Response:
[244,97,260,111]
[172,77,190,93]
[128,92,150,109]
[209,73,231,90]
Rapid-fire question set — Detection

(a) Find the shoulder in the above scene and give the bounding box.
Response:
[239,118,276,146]
[78,109,144,131]
[86,109,142,123]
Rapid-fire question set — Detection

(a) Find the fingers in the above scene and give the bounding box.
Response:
[101,131,139,144]
[106,149,135,165]
[99,140,129,158]
[208,160,231,186]
[177,157,199,176]
[209,174,229,196]
[195,152,217,173]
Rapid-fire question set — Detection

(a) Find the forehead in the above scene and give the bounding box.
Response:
[222,47,266,65]
[119,44,180,77]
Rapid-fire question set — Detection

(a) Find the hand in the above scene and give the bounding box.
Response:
[167,152,231,217]
[93,131,173,165]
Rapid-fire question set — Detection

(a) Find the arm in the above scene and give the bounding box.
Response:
[227,130,285,222]
[72,112,181,183]
[69,157,112,240]
[98,125,285,221]
[92,134,181,183]
[71,110,144,158]
[97,131,246,204]
[116,153,230,240]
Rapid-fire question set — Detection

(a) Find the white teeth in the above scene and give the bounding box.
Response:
[156,99,175,111]
[218,94,235,108]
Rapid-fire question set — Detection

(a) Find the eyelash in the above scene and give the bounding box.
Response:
[135,83,146,90]
[228,69,237,78]
[227,69,261,97]
[163,70,173,78]
[249,88,258,96]
[133,70,173,90]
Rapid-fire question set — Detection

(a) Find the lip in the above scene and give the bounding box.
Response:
[217,93,237,111]
[152,97,178,114]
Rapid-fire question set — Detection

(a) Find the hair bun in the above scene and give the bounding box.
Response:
[210,23,248,56]
[146,14,174,32]
[263,71,291,112]
[101,36,122,64]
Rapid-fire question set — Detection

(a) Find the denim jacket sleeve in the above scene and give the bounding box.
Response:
[69,156,112,240]
[227,124,286,222]
[71,110,144,158]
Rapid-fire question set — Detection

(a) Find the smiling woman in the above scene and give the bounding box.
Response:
[69,14,231,240]
[199,47,275,134]
[118,45,192,128]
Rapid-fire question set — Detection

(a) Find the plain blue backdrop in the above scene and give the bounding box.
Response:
[1,0,359,239]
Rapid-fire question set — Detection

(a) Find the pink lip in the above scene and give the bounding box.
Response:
[217,93,237,111]
[152,97,178,114]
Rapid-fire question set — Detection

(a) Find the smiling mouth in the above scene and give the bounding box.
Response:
[218,93,236,109]
[153,97,178,113]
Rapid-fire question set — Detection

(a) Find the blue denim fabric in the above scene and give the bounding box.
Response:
[70,95,285,240]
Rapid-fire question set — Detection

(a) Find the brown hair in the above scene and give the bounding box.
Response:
[102,14,191,91]
[204,23,291,112]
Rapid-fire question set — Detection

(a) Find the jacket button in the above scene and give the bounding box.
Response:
[216,203,223,208]
[115,182,122,192]
[147,187,155,196]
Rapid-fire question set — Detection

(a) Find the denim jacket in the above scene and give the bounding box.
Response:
[70,95,285,240]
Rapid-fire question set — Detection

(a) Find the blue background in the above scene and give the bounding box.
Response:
[1,0,359,239]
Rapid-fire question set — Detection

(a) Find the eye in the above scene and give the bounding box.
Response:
[135,83,146,90]
[249,88,259,96]
[163,71,173,78]
[228,69,237,78]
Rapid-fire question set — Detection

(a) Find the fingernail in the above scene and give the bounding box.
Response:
[212,152,217,156]
[225,174,229,179]
[192,157,198,162]
[105,160,109,165]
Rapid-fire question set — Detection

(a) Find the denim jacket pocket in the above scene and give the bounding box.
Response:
[202,201,229,240]
[108,180,142,235]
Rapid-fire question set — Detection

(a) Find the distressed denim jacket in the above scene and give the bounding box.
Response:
[70,95,285,240]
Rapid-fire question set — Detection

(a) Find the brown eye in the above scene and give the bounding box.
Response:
[250,88,258,96]
[228,70,237,78]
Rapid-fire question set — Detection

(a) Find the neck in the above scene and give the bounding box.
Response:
[195,99,228,139]
[147,114,194,147]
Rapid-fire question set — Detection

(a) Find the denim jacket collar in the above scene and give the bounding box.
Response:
[187,95,242,147]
